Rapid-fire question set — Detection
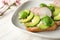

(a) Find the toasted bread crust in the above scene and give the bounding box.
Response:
[55,21,60,26]
[26,23,57,32]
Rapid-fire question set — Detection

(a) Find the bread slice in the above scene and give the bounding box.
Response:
[26,23,57,32]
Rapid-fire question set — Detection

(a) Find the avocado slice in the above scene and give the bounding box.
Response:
[24,9,30,14]
[40,3,47,7]
[37,22,49,30]
[37,16,54,30]
[48,4,55,13]
[42,16,54,26]
[20,12,34,23]
[25,15,40,27]
[54,14,60,20]
[53,7,60,16]
[18,9,30,19]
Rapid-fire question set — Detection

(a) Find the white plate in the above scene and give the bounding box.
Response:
[11,0,60,39]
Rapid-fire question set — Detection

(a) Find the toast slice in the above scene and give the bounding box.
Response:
[26,23,57,32]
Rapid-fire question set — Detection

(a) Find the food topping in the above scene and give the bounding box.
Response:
[30,7,52,18]
[25,15,40,27]
[20,12,34,23]
[18,10,30,19]
[18,3,60,32]
[42,16,54,26]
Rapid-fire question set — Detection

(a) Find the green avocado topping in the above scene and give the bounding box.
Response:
[37,16,54,30]
[20,12,34,23]
[53,7,60,16]
[54,14,60,20]
[42,16,54,26]
[18,9,30,19]
[25,15,40,27]
[37,22,49,30]
[40,3,47,7]
[48,4,55,13]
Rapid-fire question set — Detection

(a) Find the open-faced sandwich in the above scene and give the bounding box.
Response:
[53,0,60,26]
[18,2,60,32]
